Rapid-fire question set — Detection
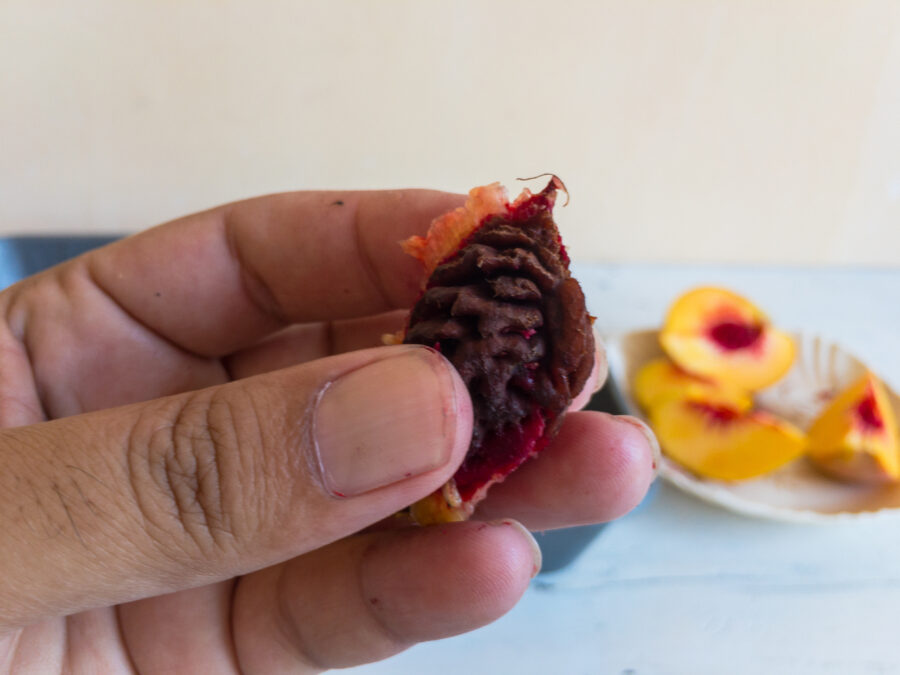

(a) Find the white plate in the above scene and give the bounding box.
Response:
[606,329,900,523]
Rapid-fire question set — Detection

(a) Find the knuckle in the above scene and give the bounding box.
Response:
[125,387,270,559]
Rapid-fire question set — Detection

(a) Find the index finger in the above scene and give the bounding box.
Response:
[87,189,464,357]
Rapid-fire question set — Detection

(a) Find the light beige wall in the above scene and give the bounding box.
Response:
[1,1,898,264]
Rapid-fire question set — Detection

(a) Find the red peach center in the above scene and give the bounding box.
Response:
[855,391,885,432]
[708,321,763,351]
[688,401,742,425]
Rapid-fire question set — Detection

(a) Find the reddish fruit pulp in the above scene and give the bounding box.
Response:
[453,412,548,502]
[708,320,763,351]
[689,401,742,425]
[855,389,885,432]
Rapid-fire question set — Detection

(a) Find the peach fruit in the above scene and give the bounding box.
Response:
[659,287,794,391]
[651,398,807,481]
[633,357,753,413]
[807,372,900,484]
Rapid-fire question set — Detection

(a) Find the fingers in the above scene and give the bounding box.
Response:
[117,582,241,674]
[474,411,658,531]
[225,310,407,380]
[0,345,471,632]
[228,319,607,396]
[228,332,637,532]
[4,189,461,417]
[231,520,540,673]
[84,190,464,357]
[568,339,608,412]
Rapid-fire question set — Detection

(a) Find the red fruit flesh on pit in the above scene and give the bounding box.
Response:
[402,178,595,523]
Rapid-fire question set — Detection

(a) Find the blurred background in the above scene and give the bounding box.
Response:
[1,0,898,265]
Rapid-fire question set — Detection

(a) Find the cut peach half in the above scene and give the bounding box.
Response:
[633,357,753,413]
[651,398,807,481]
[660,287,794,391]
[807,372,900,484]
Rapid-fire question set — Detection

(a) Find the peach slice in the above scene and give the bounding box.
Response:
[633,357,753,413]
[807,372,900,484]
[659,287,794,391]
[651,398,807,481]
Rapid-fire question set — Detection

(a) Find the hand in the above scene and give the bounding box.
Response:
[0,190,656,673]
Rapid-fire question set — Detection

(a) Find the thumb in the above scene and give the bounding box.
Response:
[0,345,471,632]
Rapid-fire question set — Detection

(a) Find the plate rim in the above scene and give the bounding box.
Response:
[604,328,900,524]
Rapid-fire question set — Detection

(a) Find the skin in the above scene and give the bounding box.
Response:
[0,190,655,673]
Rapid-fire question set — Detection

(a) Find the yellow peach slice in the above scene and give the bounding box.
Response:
[651,398,807,481]
[633,357,753,413]
[660,287,795,391]
[807,372,900,484]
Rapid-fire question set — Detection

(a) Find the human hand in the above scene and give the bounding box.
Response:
[0,190,656,672]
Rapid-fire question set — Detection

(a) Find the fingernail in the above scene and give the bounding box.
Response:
[617,415,661,475]
[591,333,608,394]
[568,342,609,412]
[313,347,459,497]
[491,519,543,578]
[585,352,603,395]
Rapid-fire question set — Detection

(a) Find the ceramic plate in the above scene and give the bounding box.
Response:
[606,329,900,523]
